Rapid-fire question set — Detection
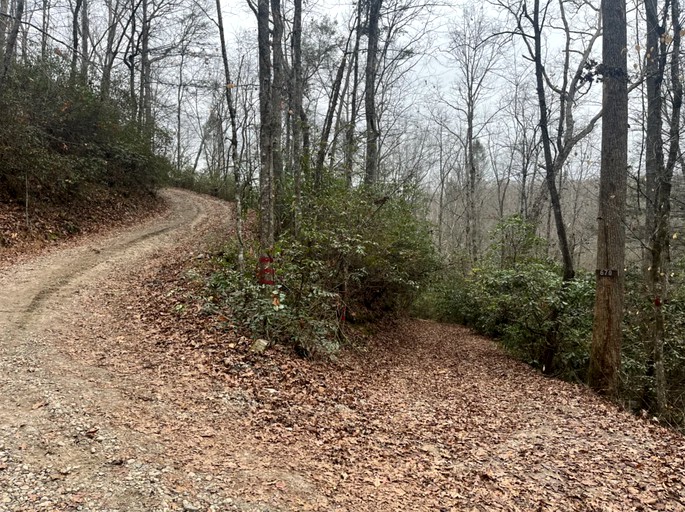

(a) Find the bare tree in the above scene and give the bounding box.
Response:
[290,0,305,214]
[0,0,24,89]
[496,0,603,371]
[255,0,274,250]
[0,0,8,59]
[641,0,682,412]
[500,0,602,281]
[442,5,501,264]
[216,0,244,270]
[364,0,382,185]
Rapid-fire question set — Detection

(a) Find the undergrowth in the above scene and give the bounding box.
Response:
[0,58,169,207]
[414,214,685,429]
[208,184,437,356]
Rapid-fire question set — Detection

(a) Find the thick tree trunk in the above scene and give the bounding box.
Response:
[291,0,304,220]
[80,0,89,81]
[589,0,628,396]
[364,0,381,185]
[257,0,274,251]
[270,0,284,230]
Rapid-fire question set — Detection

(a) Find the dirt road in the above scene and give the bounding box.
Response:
[0,189,244,512]
[1,188,685,512]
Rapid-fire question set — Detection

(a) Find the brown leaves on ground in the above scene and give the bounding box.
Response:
[0,188,166,269]
[59,241,685,512]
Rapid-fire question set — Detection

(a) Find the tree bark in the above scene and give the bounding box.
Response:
[270,0,284,230]
[344,1,363,186]
[0,0,23,89]
[256,0,274,251]
[315,52,347,185]
[0,0,8,60]
[139,0,152,138]
[40,0,49,60]
[589,0,628,396]
[80,0,89,81]
[364,0,382,185]
[71,0,83,82]
[216,0,244,270]
[642,0,681,414]
[531,0,574,282]
[291,0,304,221]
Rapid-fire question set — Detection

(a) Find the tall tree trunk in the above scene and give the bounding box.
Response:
[531,0,575,372]
[257,0,274,251]
[344,0,362,187]
[643,0,666,412]
[0,0,23,88]
[0,0,9,60]
[642,0,682,414]
[71,0,83,82]
[363,0,381,185]
[101,0,132,100]
[40,0,50,60]
[125,0,137,120]
[101,0,116,98]
[315,52,347,185]
[465,108,478,264]
[589,0,628,396]
[532,0,574,282]
[437,127,446,252]
[140,0,152,137]
[176,52,185,171]
[216,0,244,270]
[270,0,284,231]
[80,0,89,81]
[290,0,304,226]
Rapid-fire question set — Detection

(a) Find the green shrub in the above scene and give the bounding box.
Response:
[0,58,167,203]
[210,257,342,355]
[208,185,437,355]
[414,215,594,380]
[621,263,685,425]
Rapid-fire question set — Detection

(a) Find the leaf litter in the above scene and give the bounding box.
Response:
[2,189,683,511]
[63,236,685,510]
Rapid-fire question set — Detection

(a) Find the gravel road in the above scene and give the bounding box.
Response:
[0,189,251,512]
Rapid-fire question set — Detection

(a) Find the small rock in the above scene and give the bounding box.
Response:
[250,339,269,353]
[182,500,200,511]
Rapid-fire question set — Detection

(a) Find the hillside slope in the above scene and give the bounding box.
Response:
[0,189,683,511]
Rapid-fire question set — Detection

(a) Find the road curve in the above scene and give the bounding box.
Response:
[0,189,218,332]
[0,188,235,512]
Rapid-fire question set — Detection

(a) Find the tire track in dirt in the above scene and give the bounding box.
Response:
[0,189,204,333]
[0,189,242,512]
